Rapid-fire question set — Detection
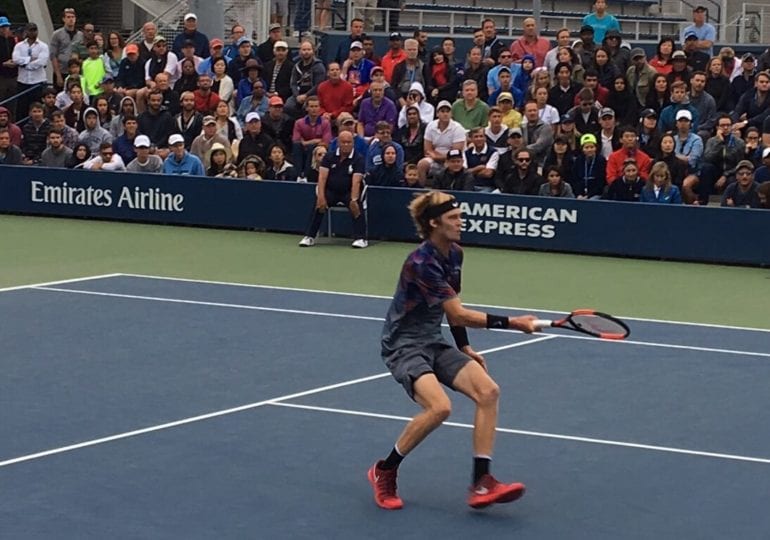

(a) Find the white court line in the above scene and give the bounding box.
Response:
[31,287,770,359]
[270,402,770,466]
[0,338,550,469]
[0,273,122,294]
[118,273,770,334]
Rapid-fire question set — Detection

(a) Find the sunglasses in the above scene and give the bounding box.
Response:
[518,157,531,162]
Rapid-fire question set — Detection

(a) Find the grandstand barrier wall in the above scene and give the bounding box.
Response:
[0,165,767,266]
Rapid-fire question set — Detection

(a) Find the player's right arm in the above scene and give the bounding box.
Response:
[443,297,538,333]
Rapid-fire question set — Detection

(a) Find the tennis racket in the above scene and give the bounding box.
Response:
[535,309,630,340]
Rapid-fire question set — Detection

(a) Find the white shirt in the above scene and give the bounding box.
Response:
[601,131,614,159]
[424,119,466,153]
[82,154,126,171]
[469,143,500,171]
[12,39,49,85]
[144,52,180,85]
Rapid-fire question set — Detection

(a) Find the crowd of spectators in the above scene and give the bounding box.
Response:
[1,3,770,211]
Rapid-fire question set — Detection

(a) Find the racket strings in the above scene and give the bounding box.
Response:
[570,314,627,336]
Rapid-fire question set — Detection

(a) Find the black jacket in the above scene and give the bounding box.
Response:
[263,59,295,101]
[496,166,542,195]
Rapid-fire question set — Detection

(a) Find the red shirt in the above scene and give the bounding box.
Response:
[510,36,551,67]
[316,79,354,119]
[193,90,220,115]
[381,49,407,83]
[606,147,652,183]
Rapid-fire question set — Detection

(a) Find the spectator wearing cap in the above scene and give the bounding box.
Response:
[721,160,762,207]
[381,33,407,84]
[682,32,709,73]
[342,40,374,105]
[667,51,692,89]
[193,73,221,115]
[197,39,229,76]
[606,124,652,182]
[0,16,18,115]
[228,38,258,86]
[521,99,554,167]
[99,75,122,114]
[140,36,179,110]
[174,91,203,149]
[82,141,125,171]
[12,23,48,119]
[549,62,583,117]
[601,29,629,76]
[578,26,597,68]
[567,88,601,138]
[697,112,746,203]
[649,36,676,76]
[264,40,294,102]
[391,39,431,107]
[316,63,354,122]
[680,6,716,57]
[495,127,525,174]
[163,133,205,175]
[637,108,661,156]
[111,112,139,164]
[49,8,83,90]
[329,112,369,156]
[236,111,274,164]
[495,92,522,130]
[496,147,543,195]
[285,40,326,118]
[81,39,107,99]
[262,95,293,149]
[359,65,398,105]
[582,0,621,44]
[172,13,210,59]
[39,128,73,168]
[258,23,283,65]
[544,29,573,77]
[78,106,113,154]
[137,89,176,154]
[626,48,657,109]
[571,133,607,198]
[428,148,474,191]
[510,18,549,67]
[604,159,644,201]
[671,109,704,198]
[416,99,466,184]
[292,95,332,177]
[190,115,231,168]
[752,147,770,183]
[451,80,488,131]
[659,81,699,133]
[465,126,499,191]
[126,134,163,173]
[236,59,264,108]
[115,44,145,99]
[730,54,757,99]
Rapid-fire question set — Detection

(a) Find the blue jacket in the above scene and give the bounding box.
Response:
[365,140,404,173]
[162,151,205,176]
[640,185,682,204]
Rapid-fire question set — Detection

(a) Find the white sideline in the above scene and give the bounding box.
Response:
[0,337,552,468]
[270,402,770,466]
[31,286,770,359]
[0,273,122,294]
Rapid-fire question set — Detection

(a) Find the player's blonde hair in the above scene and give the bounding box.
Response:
[409,190,455,239]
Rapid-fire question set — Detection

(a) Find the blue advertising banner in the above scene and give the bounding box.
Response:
[1,165,768,266]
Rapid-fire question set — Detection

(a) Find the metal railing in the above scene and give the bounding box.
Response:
[0,82,48,125]
[124,0,190,43]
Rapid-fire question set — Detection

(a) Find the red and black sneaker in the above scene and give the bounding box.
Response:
[467,474,526,509]
[367,460,404,510]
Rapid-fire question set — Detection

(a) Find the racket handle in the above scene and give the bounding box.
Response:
[534,319,553,329]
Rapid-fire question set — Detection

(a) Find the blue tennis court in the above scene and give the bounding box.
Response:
[2,274,770,539]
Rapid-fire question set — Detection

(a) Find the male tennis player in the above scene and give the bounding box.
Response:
[368,190,539,510]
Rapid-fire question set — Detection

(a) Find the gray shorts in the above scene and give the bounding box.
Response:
[383,343,471,400]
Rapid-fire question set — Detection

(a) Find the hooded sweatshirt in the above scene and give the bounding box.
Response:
[0,106,23,146]
[397,82,435,128]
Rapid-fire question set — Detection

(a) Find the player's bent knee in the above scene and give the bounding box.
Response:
[476,381,500,407]
[428,399,452,423]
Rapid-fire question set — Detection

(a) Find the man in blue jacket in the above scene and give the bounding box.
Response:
[163,133,205,175]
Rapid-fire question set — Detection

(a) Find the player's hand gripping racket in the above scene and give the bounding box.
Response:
[535,309,630,340]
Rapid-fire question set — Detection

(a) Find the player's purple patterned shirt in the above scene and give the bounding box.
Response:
[381,240,463,355]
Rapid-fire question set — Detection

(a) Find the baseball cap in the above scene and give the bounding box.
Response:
[337,112,355,125]
[209,38,224,48]
[684,31,698,41]
[600,107,615,118]
[182,39,195,48]
[242,58,260,71]
[100,74,114,84]
[0,17,10,27]
[268,95,284,106]
[371,65,384,75]
[496,92,513,103]
[580,133,597,146]
[671,50,686,60]
[630,48,646,59]
[560,113,575,124]
[125,43,139,55]
[509,127,523,137]
[245,112,261,123]
[498,66,511,74]
[763,147,770,159]
[693,5,707,12]
[742,53,756,62]
[134,135,151,148]
[349,40,363,50]
[236,37,251,46]
[675,109,692,121]
[640,108,657,119]
[84,107,98,117]
[273,40,289,50]
[269,23,282,31]
[580,25,594,34]
[389,32,402,40]
[605,29,621,39]
[736,159,754,172]
[169,133,185,145]
[153,35,167,44]
[447,149,463,160]
[202,115,216,125]
[437,100,452,111]
[184,12,197,20]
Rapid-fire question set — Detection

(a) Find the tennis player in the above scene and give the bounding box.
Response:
[368,190,538,510]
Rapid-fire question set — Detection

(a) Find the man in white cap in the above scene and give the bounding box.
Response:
[237,111,274,164]
[163,133,205,175]
[172,13,210,59]
[264,40,294,103]
[672,109,705,203]
[417,100,467,185]
[126,134,164,173]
